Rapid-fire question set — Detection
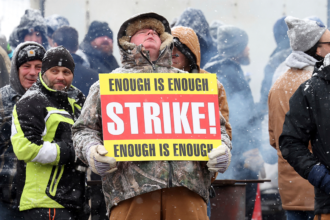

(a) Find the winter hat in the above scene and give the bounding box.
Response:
[16,44,45,68]
[210,20,225,42]
[84,21,113,42]
[118,12,173,52]
[285,16,327,52]
[46,14,70,38]
[217,25,248,58]
[16,9,48,47]
[172,26,200,71]
[174,8,213,49]
[41,46,75,74]
[10,42,46,96]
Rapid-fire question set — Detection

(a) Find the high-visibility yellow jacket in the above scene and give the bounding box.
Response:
[11,73,86,211]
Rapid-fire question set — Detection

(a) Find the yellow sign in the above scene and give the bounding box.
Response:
[100,73,221,161]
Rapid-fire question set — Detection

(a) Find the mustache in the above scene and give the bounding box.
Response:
[53,79,67,85]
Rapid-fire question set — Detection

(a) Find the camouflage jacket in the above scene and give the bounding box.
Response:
[72,44,232,213]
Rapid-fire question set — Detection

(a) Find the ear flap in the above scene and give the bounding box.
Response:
[160,32,173,51]
[119,36,136,51]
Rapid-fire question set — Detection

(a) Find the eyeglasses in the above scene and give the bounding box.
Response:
[318,42,330,45]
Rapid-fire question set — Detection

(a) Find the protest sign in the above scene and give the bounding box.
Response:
[99,73,221,161]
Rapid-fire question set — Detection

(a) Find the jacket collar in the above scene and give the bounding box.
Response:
[313,60,330,81]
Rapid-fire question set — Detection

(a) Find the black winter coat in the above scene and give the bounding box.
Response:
[79,41,119,74]
[280,61,330,214]
[71,53,99,96]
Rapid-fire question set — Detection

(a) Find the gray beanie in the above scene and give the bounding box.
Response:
[217,25,248,58]
[285,16,327,52]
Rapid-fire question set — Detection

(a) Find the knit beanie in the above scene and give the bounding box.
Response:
[17,44,45,68]
[84,21,113,42]
[41,46,75,74]
[285,16,327,52]
[217,25,248,58]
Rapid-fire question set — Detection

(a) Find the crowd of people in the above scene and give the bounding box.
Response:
[0,6,330,220]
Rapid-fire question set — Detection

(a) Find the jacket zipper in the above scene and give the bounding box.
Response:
[139,47,172,186]
[139,47,167,72]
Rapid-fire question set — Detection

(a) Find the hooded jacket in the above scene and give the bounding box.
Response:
[279,61,330,214]
[174,8,217,68]
[171,26,232,139]
[9,9,48,49]
[268,65,314,211]
[0,42,45,208]
[11,72,86,211]
[204,31,259,179]
[259,17,292,116]
[72,12,232,213]
[79,22,119,74]
[0,47,10,88]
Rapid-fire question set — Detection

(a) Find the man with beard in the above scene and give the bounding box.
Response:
[11,46,88,220]
[0,42,45,220]
[204,25,263,220]
[80,21,119,74]
[52,26,98,96]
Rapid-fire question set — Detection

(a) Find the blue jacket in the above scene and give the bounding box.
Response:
[205,55,260,179]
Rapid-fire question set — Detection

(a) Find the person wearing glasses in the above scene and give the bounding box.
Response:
[269,16,330,220]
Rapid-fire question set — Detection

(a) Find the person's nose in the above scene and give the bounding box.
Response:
[57,72,65,80]
[29,66,39,76]
[31,34,38,42]
[147,29,155,36]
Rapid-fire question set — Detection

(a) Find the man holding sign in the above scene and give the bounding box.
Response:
[73,12,232,220]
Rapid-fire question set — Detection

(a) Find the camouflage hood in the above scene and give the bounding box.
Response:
[114,12,176,73]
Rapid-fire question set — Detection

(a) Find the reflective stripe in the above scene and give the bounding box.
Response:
[31,141,58,164]
[42,110,71,136]
[11,115,17,137]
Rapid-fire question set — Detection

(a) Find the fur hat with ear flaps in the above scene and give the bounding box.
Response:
[118,12,173,52]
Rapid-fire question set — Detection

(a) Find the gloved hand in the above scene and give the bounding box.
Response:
[308,163,330,194]
[243,148,266,178]
[207,143,231,173]
[87,145,117,176]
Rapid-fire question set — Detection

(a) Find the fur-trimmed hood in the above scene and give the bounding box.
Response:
[114,12,181,73]
[117,12,173,53]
